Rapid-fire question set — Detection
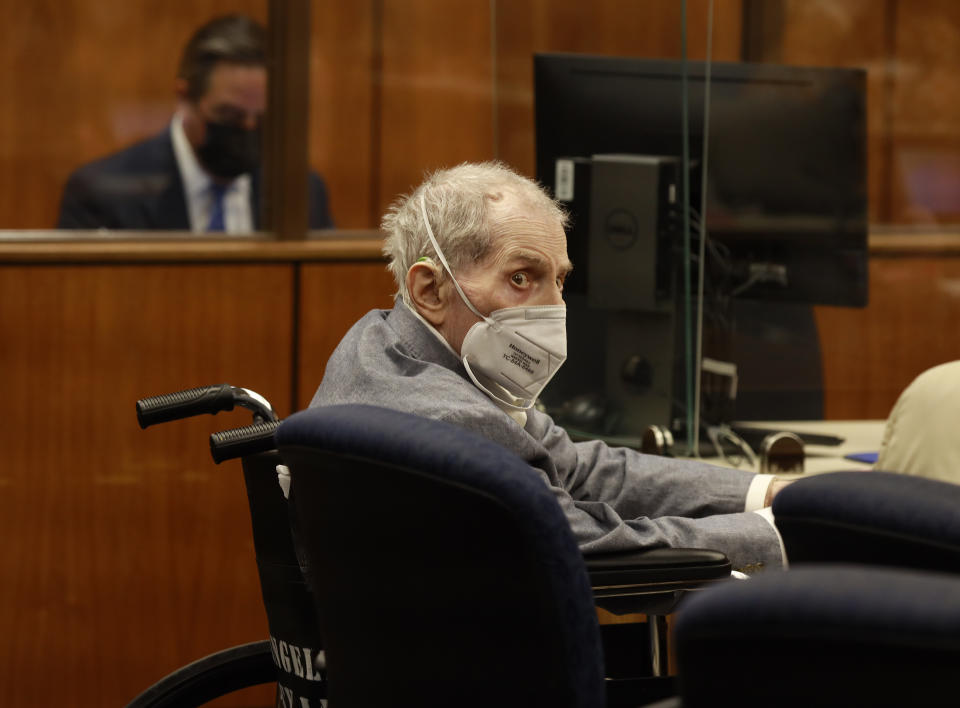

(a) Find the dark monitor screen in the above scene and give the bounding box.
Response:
[534,53,868,307]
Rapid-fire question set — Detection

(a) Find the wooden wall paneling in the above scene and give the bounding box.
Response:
[375,0,496,217]
[772,0,886,64]
[754,1,960,417]
[494,0,744,176]
[265,0,312,239]
[297,260,396,408]
[884,0,960,224]
[494,0,743,60]
[310,1,378,228]
[740,0,960,224]
[0,0,267,230]
[0,263,291,706]
[815,255,960,419]
[764,1,891,225]
[308,0,748,226]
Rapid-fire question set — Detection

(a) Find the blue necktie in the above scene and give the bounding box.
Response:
[207,183,228,232]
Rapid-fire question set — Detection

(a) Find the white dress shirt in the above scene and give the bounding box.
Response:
[170,112,254,233]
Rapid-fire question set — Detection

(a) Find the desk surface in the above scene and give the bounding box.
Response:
[697,420,886,475]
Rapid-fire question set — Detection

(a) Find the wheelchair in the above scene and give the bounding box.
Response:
[128,384,324,708]
[128,384,735,707]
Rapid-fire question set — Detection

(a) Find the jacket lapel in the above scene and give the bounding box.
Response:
[139,133,191,230]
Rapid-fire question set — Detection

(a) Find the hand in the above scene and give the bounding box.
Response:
[764,478,793,507]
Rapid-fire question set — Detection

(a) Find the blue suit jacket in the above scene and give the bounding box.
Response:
[57,131,333,230]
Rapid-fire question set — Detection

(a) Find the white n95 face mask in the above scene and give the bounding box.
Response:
[418,194,567,410]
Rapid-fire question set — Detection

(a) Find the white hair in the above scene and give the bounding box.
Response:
[381,161,568,305]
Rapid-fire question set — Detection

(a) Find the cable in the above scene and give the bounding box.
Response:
[706,424,758,468]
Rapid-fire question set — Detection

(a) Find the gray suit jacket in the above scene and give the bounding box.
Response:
[311,301,783,572]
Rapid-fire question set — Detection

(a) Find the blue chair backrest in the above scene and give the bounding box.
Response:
[772,470,960,572]
[239,451,326,706]
[673,564,960,707]
[276,404,605,708]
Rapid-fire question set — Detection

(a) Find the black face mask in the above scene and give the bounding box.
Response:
[196,121,261,180]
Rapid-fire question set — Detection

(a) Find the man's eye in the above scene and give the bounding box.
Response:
[511,272,529,287]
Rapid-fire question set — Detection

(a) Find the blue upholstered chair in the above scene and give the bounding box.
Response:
[772,470,960,572]
[637,467,960,708]
[664,564,960,707]
[275,403,732,708]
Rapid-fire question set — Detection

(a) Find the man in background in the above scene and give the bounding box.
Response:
[57,14,333,231]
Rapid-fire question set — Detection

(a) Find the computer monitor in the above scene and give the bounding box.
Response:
[534,53,868,307]
[534,54,869,436]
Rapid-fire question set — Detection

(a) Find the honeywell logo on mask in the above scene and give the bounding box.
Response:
[505,342,540,375]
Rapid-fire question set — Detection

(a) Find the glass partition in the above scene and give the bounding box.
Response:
[7,1,960,234]
[487,0,960,458]
[300,0,960,452]
[726,0,960,445]
[741,0,960,229]
[489,1,736,453]
[1,2,271,232]
[4,0,960,435]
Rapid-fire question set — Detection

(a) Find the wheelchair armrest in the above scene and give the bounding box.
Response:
[586,548,731,617]
[586,548,731,586]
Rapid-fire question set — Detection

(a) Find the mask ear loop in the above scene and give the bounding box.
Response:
[418,192,539,412]
[418,193,499,330]
[462,359,537,411]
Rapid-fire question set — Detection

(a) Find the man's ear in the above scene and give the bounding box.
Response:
[406,261,447,326]
[174,77,190,102]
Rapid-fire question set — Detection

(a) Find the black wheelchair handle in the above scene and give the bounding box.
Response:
[136,384,236,429]
[209,420,282,464]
